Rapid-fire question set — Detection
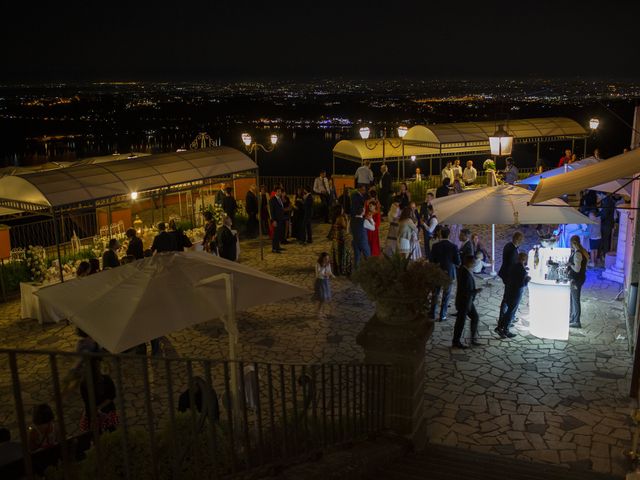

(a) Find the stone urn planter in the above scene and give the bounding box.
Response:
[352,254,450,448]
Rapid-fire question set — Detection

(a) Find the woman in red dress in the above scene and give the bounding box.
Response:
[365,191,381,256]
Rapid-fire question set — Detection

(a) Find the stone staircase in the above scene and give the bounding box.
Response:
[369,444,622,480]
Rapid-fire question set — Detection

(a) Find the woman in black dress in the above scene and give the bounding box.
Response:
[398,182,411,210]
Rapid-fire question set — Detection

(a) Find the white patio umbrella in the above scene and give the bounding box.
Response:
[35,251,309,355]
[430,185,595,274]
[36,251,309,425]
[517,157,632,196]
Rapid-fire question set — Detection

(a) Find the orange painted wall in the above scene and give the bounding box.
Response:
[97,207,132,230]
[234,176,257,202]
[0,227,10,260]
[332,175,355,196]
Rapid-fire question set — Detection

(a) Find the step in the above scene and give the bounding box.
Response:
[367,443,620,480]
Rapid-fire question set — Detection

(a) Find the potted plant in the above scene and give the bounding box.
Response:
[352,254,450,325]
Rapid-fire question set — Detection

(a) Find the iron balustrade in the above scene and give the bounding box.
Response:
[0,348,391,480]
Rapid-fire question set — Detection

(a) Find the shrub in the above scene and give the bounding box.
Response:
[0,261,30,293]
[352,254,450,318]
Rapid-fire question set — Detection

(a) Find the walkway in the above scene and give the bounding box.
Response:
[0,222,633,476]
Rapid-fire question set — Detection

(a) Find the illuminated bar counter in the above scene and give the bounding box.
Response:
[527,246,571,340]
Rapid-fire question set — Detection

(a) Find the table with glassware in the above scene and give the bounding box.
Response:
[526,245,572,340]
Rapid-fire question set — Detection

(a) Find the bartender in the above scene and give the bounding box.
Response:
[568,234,588,328]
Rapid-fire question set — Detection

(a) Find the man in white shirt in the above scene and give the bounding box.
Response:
[452,159,463,179]
[441,161,454,183]
[462,160,477,185]
[355,160,374,188]
[313,170,331,223]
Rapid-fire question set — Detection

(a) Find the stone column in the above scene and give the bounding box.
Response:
[603,206,629,283]
[356,313,433,450]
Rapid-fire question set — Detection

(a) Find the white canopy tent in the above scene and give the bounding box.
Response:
[0,146,256,214]
[517,156,632,196]
[35,251,308,355]
[430,185,594,274]
[35,252,310,420]
[531,149,640,204]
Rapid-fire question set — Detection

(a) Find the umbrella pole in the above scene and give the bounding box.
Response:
[224,273,242,432]
[195,272,243,429]
[491,224,496,276]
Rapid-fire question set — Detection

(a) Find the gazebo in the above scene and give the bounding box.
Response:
[332,117,589,176]
[0,146,257,280]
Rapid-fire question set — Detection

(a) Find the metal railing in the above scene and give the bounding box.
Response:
[259,176,316,194]
[1,348,390,479]
[9,212,98,250]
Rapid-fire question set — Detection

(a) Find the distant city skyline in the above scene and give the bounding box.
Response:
[2,1,639,80]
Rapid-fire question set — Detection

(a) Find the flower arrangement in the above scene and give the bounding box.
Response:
[352,254,450,321]
[24,246,48,283]
[483,159,496,171]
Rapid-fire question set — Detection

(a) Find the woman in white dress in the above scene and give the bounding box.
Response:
[397,207,419,259]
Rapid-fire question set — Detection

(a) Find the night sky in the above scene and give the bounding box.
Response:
[1,1,639,81]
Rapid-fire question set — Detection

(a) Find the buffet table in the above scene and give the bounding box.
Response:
[20,282,66,325]
[527,247,571,340]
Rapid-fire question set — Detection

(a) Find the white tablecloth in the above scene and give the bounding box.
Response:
[20,282,66,325]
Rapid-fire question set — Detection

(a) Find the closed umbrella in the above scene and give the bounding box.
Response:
[430,185,594,274]
[517,157,632,196]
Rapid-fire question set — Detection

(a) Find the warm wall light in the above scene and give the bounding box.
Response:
[411,155,416,161]
[589,118,600,130]
[489,124,513,156]
[130,191,138,200]
[242,133,252,146]
[359,127,371,140]
[270,134,278,145]
[397,126,408,138]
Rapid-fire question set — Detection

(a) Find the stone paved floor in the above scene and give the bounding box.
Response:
[0,222,634,476]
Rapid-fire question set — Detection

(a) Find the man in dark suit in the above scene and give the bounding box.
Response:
[216,216,238,261]
[245,184,259,239]
[151,222,176,253]
[429,227,461,321]
[435,178,451,198]
[459,228,475,260]
[125,228,144,260]
[350,185,370,267]
[302,186,314,244]
[378,164,392,217]
[452,255,482,349]
[599,193,616,256]
[497,252,530,338]
[496,231,523,335]
[222,187,238,227]
[102,238,121,269]
[269,187,286,253]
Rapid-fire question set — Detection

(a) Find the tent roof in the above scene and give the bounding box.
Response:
[531,149,640,203]
[333,139,438,162]
[0,146,255,212]
[334,117,588,162]
[404,117,587,147]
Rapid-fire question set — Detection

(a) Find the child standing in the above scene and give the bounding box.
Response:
[28,404,58,451]
[314,252,335,316]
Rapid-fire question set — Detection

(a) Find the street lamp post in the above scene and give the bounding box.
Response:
[358,125,408,181]
[488,124,514,276]
[584,117,600,157]
[241,133,278,260]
